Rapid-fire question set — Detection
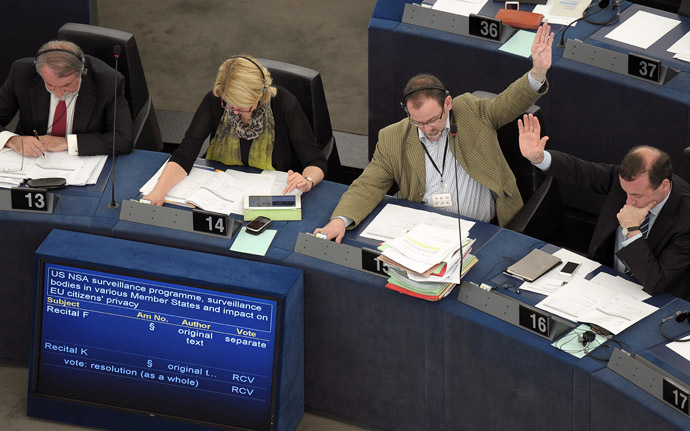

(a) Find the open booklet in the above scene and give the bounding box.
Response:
[138,160,302,215]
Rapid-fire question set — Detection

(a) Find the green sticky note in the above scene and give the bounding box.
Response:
[230,228,277,256]
[499,30,537,58]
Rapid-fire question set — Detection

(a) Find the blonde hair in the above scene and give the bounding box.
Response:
[213,56,276,108]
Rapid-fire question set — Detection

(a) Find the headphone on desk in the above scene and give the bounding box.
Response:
[658,310,690,342]
[34,48,87,76]
[578,330,596,347]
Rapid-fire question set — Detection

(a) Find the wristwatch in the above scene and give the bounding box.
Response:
[305,176,314,190]
[622,226,641,236]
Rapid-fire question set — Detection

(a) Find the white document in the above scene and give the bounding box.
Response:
[517,248,600,296]
[533,0,581,26]
[548,0,589,19]
[360,204,475,242]
[0,150,106,187]
[536,278,657,334]
[667,334,690,360]
[605,11,680,49]
[589,272,650,302]
[432,0,487,17]
[668,30,690,55]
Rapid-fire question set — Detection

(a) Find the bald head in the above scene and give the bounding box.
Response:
[620,145,672,189]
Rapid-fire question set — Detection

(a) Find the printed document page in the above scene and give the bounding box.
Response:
[605,10,680,49]
[360,204,474,242]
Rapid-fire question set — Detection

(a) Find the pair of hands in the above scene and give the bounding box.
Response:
[143,168,314,207]
[6,135,67,157]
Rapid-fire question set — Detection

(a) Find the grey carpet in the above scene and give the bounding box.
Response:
[97,0,374,136]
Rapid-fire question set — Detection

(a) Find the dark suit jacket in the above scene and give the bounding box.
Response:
[0,55,133,155]
[547,150,690,299]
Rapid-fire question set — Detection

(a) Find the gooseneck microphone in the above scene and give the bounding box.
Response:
[107,45,121,210]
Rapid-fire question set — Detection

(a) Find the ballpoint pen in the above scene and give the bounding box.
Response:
[33,129,46,159]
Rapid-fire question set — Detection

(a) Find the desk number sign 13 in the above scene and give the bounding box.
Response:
[11,188,48,212]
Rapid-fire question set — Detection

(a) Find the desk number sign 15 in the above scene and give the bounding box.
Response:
[11,188,48,212]
[469,14,502,42]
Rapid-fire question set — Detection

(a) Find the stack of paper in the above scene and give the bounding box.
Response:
[0,150,106,188]
[139,160,301,215]
[376,224,478,301]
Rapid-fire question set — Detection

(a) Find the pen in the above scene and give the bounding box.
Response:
[33,130,46,159]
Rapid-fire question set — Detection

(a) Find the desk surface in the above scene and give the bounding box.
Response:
[2,149,689,430]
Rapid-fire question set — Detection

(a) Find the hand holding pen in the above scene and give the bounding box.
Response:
[33,130,46,159]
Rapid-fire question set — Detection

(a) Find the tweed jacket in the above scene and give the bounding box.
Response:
[332,72,547,227]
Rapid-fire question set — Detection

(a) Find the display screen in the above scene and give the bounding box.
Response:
[248,195,296,207]
[34,262,280,430]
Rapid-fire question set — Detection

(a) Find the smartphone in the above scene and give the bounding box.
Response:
[559,261,580,276]
[505,1,519,10]
[246,216,271,235]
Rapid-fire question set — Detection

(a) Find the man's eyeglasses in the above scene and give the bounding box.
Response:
[408,108,444,128]
[221,100,256,114]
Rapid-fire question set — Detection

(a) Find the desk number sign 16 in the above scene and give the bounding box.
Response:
[518,305,551,338]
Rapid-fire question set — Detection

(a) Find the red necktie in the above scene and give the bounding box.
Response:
[51,100,67,137]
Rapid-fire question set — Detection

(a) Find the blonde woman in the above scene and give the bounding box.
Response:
[144,55,326,205]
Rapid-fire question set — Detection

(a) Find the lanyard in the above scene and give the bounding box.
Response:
[420,133,449,181]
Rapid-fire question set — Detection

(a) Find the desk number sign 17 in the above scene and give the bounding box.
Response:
[11,188,48,211]
[469,14,502,42]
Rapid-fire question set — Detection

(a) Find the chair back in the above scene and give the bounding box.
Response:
[472,90,562,241]
[58,23,162,151]
[258,58,342,182]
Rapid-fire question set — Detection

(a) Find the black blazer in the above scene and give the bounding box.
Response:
[547,150,690,299]
[0,55,133,155]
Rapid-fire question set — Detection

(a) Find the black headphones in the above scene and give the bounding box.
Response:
[658,310,690,342]
[400,85,450,111]
[224,55,268,95]
[578,330,596,346]
[35,48,87,76]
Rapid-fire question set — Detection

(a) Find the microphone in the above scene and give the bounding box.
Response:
[107,45,121,210]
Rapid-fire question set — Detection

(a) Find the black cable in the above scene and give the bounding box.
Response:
[556,2,621,48]
[658,311,690,342]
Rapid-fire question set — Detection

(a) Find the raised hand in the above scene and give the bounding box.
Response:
[530,23,554,83]
[517,113,549,164]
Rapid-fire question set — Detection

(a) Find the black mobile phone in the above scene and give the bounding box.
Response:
[246,216,271,235]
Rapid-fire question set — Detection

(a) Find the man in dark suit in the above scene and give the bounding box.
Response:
[518,113,690,299]
[0,40,132,157]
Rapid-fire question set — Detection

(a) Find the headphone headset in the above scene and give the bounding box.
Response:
[223,55,268,96]
[400,85,450,111]
[35,48,87,76]
[658,310,690,342]
[578,330,596,346]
